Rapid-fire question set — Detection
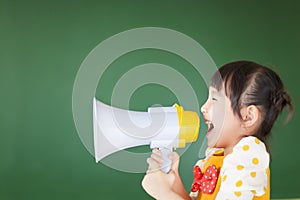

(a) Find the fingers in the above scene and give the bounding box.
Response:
[168,151,179,161]
[168,152,180,172]
[146,157,161,173]
[146,149,163,173]
[151,149,164,162]
[146,149,180,174]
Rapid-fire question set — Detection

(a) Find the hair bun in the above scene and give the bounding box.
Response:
[270,89,292,115]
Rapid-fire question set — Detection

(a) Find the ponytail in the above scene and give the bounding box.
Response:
[270,90,294,124]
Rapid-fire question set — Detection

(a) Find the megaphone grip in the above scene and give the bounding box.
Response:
[159,147,173,173]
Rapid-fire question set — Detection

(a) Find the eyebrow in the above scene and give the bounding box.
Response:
[210,89,222,97]
[210,89,218,95]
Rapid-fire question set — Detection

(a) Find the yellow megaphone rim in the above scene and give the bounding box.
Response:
[174,104,200,148]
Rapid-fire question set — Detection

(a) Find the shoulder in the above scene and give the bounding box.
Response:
[219,136,270,197]
[226,136,270,169]
[222,136,270,175]
[233,136,268,156]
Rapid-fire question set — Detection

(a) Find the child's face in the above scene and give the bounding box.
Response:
[201,86,243,151]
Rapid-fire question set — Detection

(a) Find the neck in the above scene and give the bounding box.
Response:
[224,146,233,156]
[224,135,246,156]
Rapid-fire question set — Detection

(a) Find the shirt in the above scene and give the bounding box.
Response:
[190,136,270,200]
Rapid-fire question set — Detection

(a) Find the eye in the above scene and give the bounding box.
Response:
[212,97,217,101]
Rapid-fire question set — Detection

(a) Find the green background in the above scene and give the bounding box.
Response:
[1,0,299,199]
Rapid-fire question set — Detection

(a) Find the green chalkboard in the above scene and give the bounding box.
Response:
[1,0,299,199]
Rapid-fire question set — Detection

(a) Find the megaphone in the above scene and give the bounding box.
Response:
[93,98,200,173]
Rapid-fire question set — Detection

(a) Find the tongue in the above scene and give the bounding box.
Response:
[208,123,214,132]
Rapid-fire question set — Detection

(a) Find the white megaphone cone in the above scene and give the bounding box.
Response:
[93,97,200,173]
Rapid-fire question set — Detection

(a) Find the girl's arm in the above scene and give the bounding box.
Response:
[142,150,191,200]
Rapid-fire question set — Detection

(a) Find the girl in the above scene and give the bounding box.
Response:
[142,61,293,199]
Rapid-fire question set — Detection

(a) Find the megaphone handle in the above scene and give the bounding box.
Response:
[159,147,173,173]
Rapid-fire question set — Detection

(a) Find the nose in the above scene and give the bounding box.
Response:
[201,100,208,114]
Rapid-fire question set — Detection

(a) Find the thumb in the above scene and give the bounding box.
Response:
[168,152,180,172]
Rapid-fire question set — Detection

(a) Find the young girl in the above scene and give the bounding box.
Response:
[142,61,293,199]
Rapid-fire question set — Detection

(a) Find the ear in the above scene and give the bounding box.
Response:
[241,105,260,129]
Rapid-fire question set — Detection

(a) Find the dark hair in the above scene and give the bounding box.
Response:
[210,61,294,151]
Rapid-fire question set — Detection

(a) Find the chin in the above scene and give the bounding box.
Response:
[207,132,221,148]
[207,138,217,148]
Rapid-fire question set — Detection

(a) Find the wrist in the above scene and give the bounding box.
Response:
[159,190,189,200]
[171,172,190,199]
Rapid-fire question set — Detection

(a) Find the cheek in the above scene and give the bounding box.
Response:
[212,103,226,125]
[223,108,241,132]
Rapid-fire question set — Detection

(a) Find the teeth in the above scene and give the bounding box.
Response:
[205,121,213,132]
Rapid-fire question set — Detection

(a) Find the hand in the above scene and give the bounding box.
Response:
[146,148,180,174]
[142,149,184,199]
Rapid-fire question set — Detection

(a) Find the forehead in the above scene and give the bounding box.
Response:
[209,86,225,95]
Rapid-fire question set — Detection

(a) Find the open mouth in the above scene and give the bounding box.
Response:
[205,121,214,136]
